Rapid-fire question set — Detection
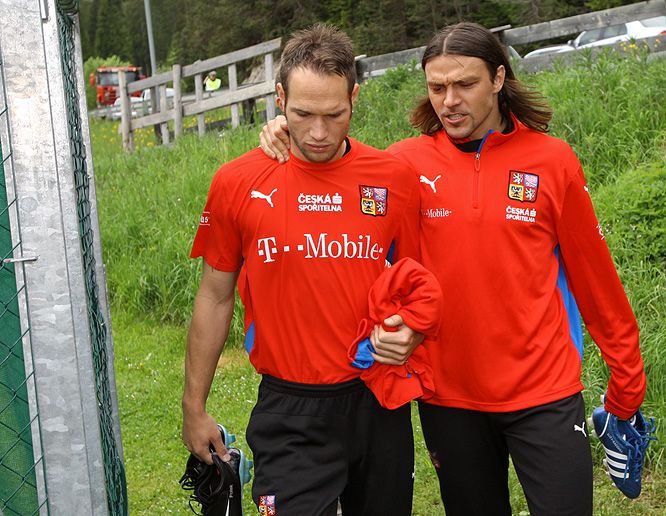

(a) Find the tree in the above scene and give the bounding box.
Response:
[79,0,99,60]
[80,0,626,75]
[93,0,132,60]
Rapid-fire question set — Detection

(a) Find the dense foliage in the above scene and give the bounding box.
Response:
[80,0,639,75]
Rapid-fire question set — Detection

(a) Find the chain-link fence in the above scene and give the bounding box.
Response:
[1,1,128,513]
[0,48,45,515]
[56,2,128,514]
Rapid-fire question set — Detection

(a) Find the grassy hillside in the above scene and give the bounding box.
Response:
[91,48,666,514]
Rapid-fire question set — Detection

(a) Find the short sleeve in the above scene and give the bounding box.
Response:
[190,170,243,272]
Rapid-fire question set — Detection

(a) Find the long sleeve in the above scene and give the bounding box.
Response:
[557,166,646,419]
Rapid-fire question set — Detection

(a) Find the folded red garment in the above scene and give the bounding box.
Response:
[348,257,443,409]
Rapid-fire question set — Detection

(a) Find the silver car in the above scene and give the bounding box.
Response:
[569,15,666,49]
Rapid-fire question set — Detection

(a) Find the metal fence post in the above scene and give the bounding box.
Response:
[0,1,127,513]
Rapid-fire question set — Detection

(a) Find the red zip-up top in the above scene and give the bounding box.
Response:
[191,140,420,384]
[387,116,646,419]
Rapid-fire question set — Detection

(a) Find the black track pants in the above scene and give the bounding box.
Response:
[418,393,593,516]
[246,375,414,516]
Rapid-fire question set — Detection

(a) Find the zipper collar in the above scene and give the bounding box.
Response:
[475,130,494,163]
[442,113,520,155]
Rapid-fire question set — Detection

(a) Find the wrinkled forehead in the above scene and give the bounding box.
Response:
[425,54,491,83]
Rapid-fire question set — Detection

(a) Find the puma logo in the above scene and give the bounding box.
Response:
[419,174,442,193]
[250,188,278,208]
[574,422,587,437]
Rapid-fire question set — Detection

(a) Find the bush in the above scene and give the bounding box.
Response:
[93,123,261,345]
[595,163,666,267]
[351,61,422,147]
[592,163,666,414]
[525,48,666,187]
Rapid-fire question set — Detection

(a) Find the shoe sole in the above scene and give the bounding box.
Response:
[218,424,236,446]
[216,424,253,515]
[238,448,253,487]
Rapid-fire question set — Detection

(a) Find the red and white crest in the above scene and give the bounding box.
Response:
[508,171,539,203]
[359,185,388,216]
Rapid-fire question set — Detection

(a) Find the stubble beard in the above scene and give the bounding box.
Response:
[291,136,346,163]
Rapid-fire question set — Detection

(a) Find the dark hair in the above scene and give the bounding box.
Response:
[277,23,356,98]
[411,22,552,135]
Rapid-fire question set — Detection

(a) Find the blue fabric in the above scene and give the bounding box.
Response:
[245,321,255,354]
[476,129,494,155]
[386,240,396,265]
[351,338,375,369]
[554,245,584,360]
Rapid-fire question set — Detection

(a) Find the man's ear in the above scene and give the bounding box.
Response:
[276,83,286,113]
[350,83,360,109]
[493,65,506,93]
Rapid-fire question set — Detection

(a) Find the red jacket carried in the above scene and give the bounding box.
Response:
[349,257,443,409]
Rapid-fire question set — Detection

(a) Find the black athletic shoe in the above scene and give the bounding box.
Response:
[180,427,253,515]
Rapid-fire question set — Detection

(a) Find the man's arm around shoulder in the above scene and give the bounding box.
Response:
[182,261,239,464]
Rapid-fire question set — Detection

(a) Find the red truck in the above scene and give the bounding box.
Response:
[90,66,145,106]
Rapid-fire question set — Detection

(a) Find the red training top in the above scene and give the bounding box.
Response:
[191,140,420,384]
[388,117,645,419]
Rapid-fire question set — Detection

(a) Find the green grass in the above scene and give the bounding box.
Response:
[95,49,666,514]
[530,48,666,187]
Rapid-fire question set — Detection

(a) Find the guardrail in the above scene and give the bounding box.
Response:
[118,37,281,152]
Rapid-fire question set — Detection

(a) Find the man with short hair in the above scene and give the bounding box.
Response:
[183,24,422,515]
[260,22,647,516]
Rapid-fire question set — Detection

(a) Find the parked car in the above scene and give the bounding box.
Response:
[569,16,666,50]
[523,44,574,59]
[506,45,522,60]
[110,88,175,120]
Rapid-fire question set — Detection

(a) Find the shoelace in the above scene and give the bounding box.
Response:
[623,419,657,481]
[180,452,229,515]
[624,440,643,481]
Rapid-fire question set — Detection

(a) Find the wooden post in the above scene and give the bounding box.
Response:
[159,83,169,145]
[195,73,205,136]
[172,64,183,139]
[264,53,276,121]
[150,86,160,140]
[118,71,133,152]
[228,63,239,128]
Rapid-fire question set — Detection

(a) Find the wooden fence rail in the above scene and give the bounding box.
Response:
[119,37,281,152]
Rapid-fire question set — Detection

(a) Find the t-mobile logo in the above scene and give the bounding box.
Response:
[257,233,383,263]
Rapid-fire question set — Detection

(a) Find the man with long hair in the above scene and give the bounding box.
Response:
[260,22,647,515]
[183,24,423,515]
